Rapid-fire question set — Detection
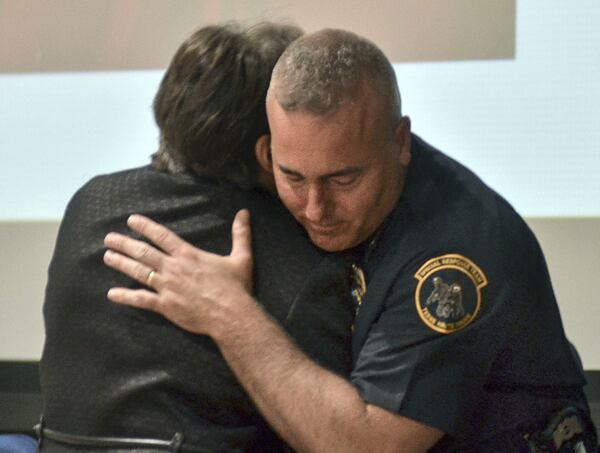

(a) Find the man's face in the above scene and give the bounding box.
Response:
[265,88,410,252]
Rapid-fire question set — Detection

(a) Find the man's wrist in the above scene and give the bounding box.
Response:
[210,291,263,344]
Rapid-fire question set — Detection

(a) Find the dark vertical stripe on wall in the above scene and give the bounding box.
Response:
[585,371,600,401]
[0,361,42,433]
[0,361,40,393]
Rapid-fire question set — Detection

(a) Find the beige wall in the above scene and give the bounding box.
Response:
[0,222,58,361]
[525,218,600,369]
[1,218,598,369]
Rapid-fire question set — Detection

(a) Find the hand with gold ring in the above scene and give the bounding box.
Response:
[102,210,254,336]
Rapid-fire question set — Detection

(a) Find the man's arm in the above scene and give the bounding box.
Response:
[103,211,444,453]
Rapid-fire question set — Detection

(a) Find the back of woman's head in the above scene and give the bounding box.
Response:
[153,22,303,188]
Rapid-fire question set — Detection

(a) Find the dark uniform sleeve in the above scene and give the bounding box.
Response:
[350,251,507,436]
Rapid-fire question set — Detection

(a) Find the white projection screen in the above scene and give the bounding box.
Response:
[1,0,599,368]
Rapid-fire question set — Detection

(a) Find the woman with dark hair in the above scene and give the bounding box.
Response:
[39,22,353,452]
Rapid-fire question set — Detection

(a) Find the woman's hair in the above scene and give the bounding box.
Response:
[152,22,303,188]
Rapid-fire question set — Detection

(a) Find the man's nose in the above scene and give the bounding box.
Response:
[304,185,328,222]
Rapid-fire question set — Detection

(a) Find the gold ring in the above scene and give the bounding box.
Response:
[146,270,156,287]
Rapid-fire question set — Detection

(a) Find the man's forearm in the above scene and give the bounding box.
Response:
[102,213,442,452]
[213,295,439,453]
[216,294,370,452]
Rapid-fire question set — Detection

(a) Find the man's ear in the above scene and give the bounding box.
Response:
[394,116,412,167]
[255,134,273,174]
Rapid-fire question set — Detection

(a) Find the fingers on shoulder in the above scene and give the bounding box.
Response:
[104,250,155,285]
[231,209,252,257]
[127,214,185,254]
[107,288,161,312]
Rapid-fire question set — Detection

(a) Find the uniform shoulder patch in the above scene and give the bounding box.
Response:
[414,254,488,334]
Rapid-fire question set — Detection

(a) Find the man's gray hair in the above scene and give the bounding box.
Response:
[270,29,401,121]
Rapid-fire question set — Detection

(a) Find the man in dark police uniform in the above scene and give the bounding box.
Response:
[105,29,598,451]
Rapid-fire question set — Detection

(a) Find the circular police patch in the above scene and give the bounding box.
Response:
[414,254,488,334]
